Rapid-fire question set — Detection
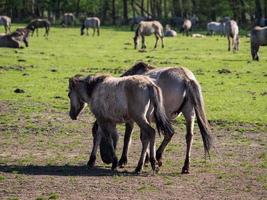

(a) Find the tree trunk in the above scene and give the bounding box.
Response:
[140,0,144,16]
[76,0,80,17]
[112,0,116,25]
[123,0,128,24]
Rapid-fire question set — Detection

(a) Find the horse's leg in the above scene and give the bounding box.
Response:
[31,29,35,37]
[227,36,231,51]
[118,121,134,167]
[181,103,195,174]
[154,34,159,48]
[253,45,260,61]
[97,28,100,36]
[93,28,95,36]
[156,130,174,167]
[141,35,146,49]
[161,36,164,48]
[98,122,118,171]
[87,28,89,36]
[87,121,102,167]
[36,28,39,37]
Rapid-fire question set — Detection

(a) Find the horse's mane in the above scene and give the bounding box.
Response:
[85,75,109,97]
[121,62,155,77]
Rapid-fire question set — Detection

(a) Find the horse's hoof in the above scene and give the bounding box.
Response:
[135,166,142,174]
[87,155,96,168]
[156,152,163,167]
[181,167,190,174]
[118,157,127,168]
[111,157,118,171]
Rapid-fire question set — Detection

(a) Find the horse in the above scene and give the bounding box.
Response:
[80,17,100,36]
[62,13,75,27]
[92,62,213,174]
[129,16,151,31]
[26,19,50,37]
[0,27,31,48]
[68,74,174,174]
[180,19,192,36]
[250,26,267,61]
[225,20,239,52]
[0,16,11,33]
[207,22,225,36]
[133,21,164,49]
[164,24,177,37]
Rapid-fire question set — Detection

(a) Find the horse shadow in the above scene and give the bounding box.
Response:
[0,164,148,177]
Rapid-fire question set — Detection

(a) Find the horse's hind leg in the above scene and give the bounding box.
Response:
[156,131,174,167]
[181,103,195,174]
[118,121,134,167]
[160,36,164,48]
[227,36,231,51]
[141,35,146,49]
[97,28,100,36]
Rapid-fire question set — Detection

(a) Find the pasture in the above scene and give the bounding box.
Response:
[0,25,266,199]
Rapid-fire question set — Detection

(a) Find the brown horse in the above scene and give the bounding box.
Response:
[250,26,267,61]
[68,74,174,174]
[180,19,192,36]
[26,19,50,37]
[133,20,164,49]
[0,27,31,48]
[93,62,213,174]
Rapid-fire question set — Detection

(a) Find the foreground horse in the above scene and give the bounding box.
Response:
[225,20,239,51]
[81,17,100,36]
[0,16,11,33]
[68,74,173,173]
[134,21,164,49]
[207,22,225,36]
[251,26,267,61]
[26,19,50,37]
[94,62,212,174]
[0,27,31,48]
[180,19,192,36]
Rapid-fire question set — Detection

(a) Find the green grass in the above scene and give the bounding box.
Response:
[0,24,266,125]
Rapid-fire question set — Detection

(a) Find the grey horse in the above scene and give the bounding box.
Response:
[251,26,267,61]
[92,62,213,174]
[80,17,100,36]
[225,20,239,51]
[0,16,11,33]
[133,20,164,49]
[68,74,174,174]
[180,19,192,36]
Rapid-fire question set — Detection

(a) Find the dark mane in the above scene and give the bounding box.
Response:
[121,62,155,77]
[85,75,108,97]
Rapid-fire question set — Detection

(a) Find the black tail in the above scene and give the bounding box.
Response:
[185,79,213,156]
[148,85,174,137]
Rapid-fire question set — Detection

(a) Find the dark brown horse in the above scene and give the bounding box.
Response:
[0,27,31,48]
[250,26,267,61]
[26,19,50,37]
[92,62,213,174]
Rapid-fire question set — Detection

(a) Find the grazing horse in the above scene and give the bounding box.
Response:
[26,19,50,37]
[250,26,267,61]
[0,27,31,48]
[225,20,239,51]
[0,16,11,33]
[207,22,225,36]
[68,74,174,174]
[164,24,177,37]
[133,20,164,49]
[180,19,192,36]
[80,17,100,36]
[62,13,75,27]
[93,62,213,174]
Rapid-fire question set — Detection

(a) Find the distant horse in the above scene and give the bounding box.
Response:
[225,20,239,51]
[0,16,11,33]
[207,22,225,36]
[62,13,75,27]
[26,19,50,37]
[250,26,267,61]
[68,74,174,174]
[164,24,177,37]
[180,19,192,36]
[93,62,213,174]
[80,17,100,36]
[133,20,164,49]
[0,27,31,48]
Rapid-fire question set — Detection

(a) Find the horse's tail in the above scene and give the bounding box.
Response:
[148,85,174,137]
[185,79,212,156]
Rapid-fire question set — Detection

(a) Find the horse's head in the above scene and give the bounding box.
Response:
[68,76,86,120]
[133,35,139,49]
[80,24,85,35]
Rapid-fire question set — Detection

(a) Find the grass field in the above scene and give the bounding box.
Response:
[0,25,266,199]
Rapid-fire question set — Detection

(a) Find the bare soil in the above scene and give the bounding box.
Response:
[0,103,266,200]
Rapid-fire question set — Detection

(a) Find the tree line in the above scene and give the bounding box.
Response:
[0,0,267,26]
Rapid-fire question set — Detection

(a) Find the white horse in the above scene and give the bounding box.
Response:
[0,16,11,33]
[81,17,100,36]
[207,22,225,36]
[225,20,239,51]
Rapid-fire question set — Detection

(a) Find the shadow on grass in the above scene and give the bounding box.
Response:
[0,165,149,177]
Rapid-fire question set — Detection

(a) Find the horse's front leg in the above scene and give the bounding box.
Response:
[119,121,134,167]
[97,28,100,36]
[87,121,102,167]
[93,28,95,36]
[161,36,164,48]
[141,35,146,49]
[156,131,174,167]
[227,36,231,51]
[154,34,159,48]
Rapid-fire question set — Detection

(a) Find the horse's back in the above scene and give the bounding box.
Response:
[225,20,238,37]
[139,20,163,36]
[251,26,267,46]
[84,17,100,27]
